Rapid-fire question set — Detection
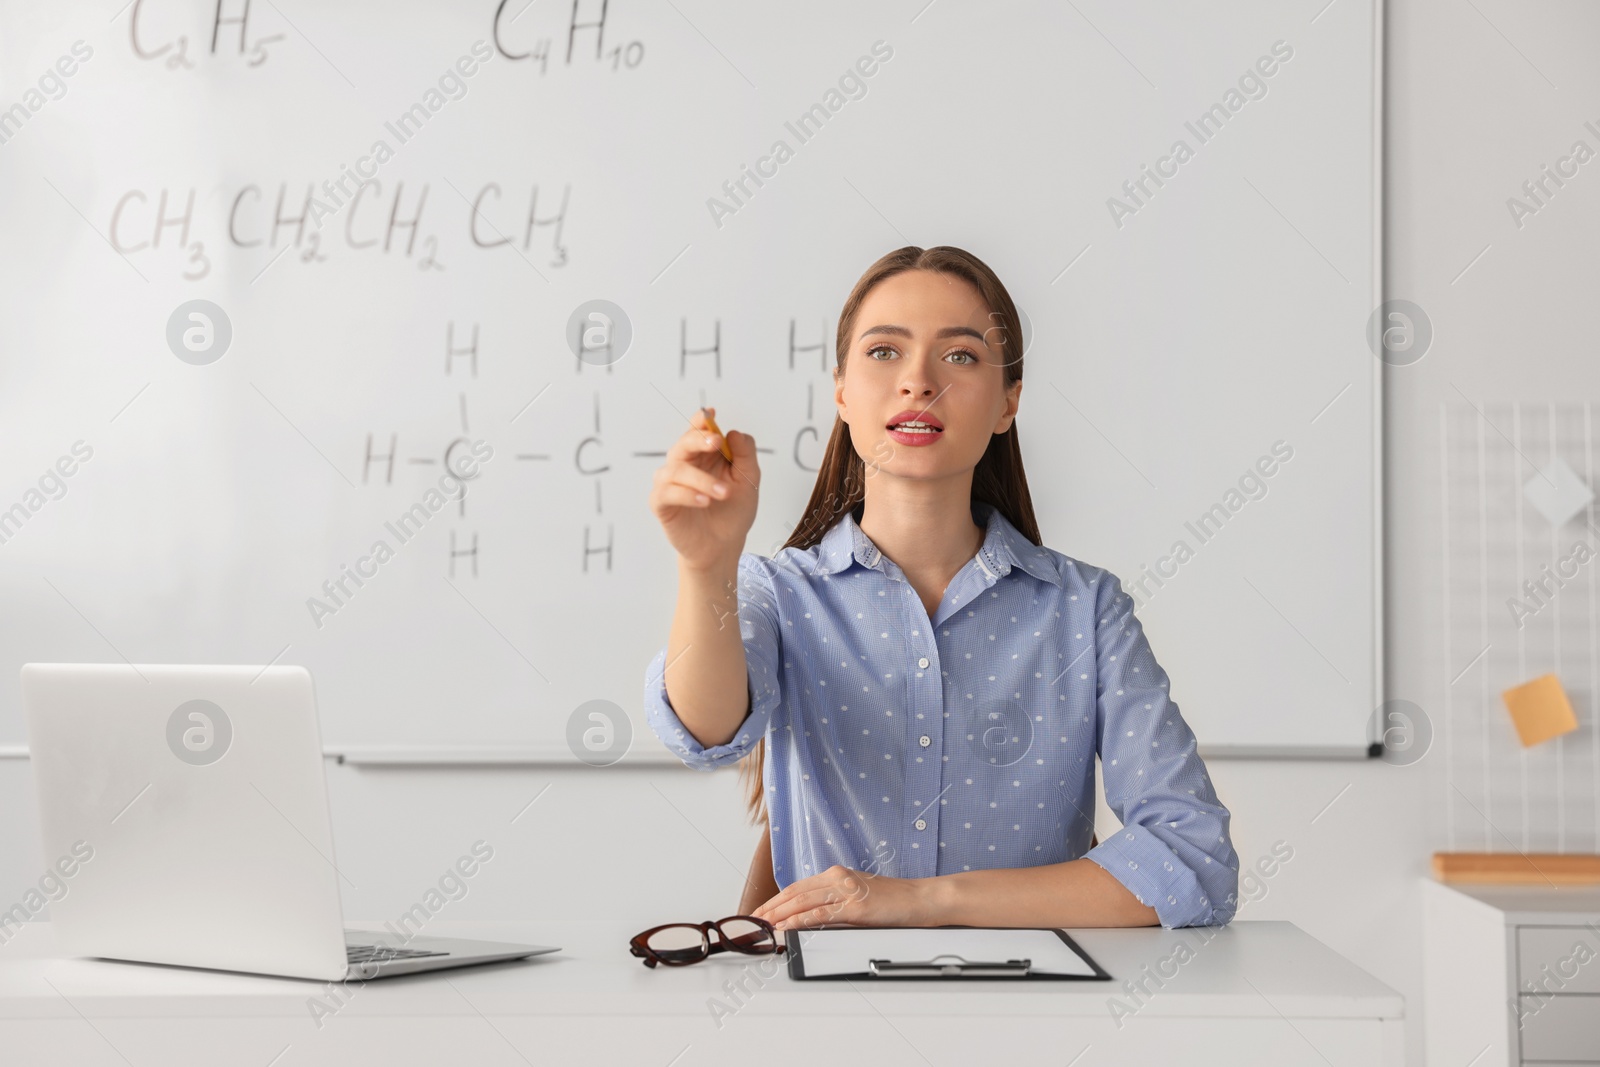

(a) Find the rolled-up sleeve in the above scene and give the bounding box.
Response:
[643,552,784,770]
[1082,571,1239,928]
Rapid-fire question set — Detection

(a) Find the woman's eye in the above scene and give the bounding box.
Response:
[947,349,977,365]
[866,344,896,360]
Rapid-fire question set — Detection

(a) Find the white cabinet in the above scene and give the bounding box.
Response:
[1423,880,1600,1066]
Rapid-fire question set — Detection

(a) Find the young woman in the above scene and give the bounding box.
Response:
[644,246,1238,931]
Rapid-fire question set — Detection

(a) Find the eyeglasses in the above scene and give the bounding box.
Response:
[629,915,785,968]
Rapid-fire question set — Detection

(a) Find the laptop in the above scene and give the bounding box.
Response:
[20,663,559,981]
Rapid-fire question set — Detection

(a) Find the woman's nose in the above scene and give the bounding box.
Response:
[898,358,938,395]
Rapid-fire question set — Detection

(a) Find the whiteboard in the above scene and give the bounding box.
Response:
[0,0,1380,759]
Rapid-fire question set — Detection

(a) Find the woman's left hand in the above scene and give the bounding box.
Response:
[750,865,934,930]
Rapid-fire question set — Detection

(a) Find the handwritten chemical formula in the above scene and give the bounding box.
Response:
[126,0,646,80]
[106,181,572,281]
[360,316,836,576]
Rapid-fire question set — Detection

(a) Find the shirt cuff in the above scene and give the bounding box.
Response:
[642,645,761,770]
[1084,822,1226,929]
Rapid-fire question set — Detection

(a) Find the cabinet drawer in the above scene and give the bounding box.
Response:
[1518,927,1600,995]
[1518,994,1600,1062]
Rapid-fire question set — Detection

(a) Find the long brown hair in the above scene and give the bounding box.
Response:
[737,245,1044,827]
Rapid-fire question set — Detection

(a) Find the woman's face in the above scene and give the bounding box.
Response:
[834,269,1021,482]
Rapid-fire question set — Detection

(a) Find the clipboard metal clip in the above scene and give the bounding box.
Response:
[867,953,1032,978]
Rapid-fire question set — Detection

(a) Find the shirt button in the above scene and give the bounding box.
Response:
[919,735,931,747]
[917,657,930,669]
[914,819,927,830]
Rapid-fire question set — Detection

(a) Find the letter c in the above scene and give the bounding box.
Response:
[111,191,149,253]
[1155,155,1178,178]
[491,0,528,60]
[354,555,378,578]
[129,0,171,60]
[793,425,820,472]
[575,436,610,475]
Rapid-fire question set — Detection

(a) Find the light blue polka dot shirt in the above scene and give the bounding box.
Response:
[643,500,1239,929]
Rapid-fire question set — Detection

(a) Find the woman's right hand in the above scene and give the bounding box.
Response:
[649,407,760,571]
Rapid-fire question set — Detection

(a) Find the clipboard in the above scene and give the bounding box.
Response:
[785,925,1112,981]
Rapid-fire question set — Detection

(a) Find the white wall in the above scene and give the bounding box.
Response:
[6,2,1597,1066]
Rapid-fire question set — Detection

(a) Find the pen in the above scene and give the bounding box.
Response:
[699,406,735,464]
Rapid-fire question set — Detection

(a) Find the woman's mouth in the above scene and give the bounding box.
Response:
[886,414,944,446]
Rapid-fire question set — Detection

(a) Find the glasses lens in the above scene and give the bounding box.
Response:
[644,925,708,964]
[718,918,776,953]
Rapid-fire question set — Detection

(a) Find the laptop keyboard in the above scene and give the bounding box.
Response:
[346,944,450,964]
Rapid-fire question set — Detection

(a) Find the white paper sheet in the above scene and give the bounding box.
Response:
[790,927,1098,978]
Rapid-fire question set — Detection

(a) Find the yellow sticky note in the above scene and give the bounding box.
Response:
[1501,673,1580,748]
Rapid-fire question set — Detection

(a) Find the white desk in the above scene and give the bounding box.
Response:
[0,919,1403,1066]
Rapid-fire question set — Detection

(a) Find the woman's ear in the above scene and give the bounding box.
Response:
[833,366,849,426]
[994,378,1022,433]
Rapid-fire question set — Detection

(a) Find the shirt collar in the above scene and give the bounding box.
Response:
[814,500,1060,586]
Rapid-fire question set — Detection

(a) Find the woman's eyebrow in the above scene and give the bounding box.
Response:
[859,324,989,343]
